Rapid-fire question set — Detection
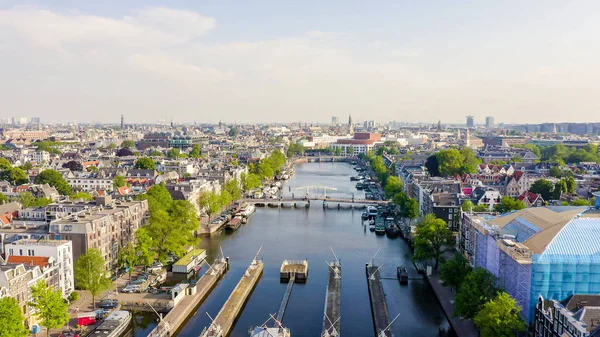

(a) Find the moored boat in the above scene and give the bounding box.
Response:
[397,267,409,285]
[85,310,131,337]
[225,216,243,232]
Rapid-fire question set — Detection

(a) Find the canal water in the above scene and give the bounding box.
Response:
[137,162,454,337]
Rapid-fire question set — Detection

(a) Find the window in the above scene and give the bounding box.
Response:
[28,249,34,256]
[9,249,13,256]
[19,249,23,256]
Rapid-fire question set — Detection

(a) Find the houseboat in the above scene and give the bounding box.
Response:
[172,249,207,274]
[397,267,409,285]
[86,310,131,337]
[225,216,243,232]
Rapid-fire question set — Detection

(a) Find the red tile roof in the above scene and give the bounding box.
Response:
[7,255,50,268]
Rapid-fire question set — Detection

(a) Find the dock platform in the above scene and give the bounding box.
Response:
[322,260,341,337]
[201,258,264,337]
[147,257,229,337]
[275,276,295,324]
[280,259,308,283]
[366,264,392,337]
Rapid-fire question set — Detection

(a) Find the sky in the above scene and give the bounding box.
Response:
[1,1,599,125]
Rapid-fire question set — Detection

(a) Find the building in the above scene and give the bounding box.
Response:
[329,132,382,156]
[466,115,475,128]
[481,136,529,147]
[137,132,170,150]
[535,294,600,337]
[331,116,338,126]
[0,263,33,323]
[348,115,354,134]
[459,206,600,323]
[67,177,114,192]
[47,198,148,269]
[486,116,495,128]
[6,239,74,297]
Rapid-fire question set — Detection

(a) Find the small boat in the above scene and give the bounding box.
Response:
[225,217,243,232]
[350,176,360,181]
[369,224,375,231]
[367,206,378,216]
[369,219,375,225]
[375,222,386,235]
[355,182,365,190]
[397,267,409,285]
[386,224,399,237]
[361,212,369,220]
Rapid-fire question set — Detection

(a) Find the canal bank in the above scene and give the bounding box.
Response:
[158,162,454,337]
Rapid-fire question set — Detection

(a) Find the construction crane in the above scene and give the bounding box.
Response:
[296,185,337,199]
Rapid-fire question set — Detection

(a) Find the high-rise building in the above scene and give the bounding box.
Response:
[120,114,125,129]
[348,115,354,134]
[466,115,474,128]
[485,116,494,128]
[331,116,338,126]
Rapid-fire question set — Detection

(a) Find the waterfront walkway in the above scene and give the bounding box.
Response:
[428,271,478,337]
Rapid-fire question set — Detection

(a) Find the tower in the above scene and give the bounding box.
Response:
[466,115,474,128]
[485,116,494,128]
[457,129,462,140]
[465,128,471,147]
[348,115,354,135]
[437,120,442,131]
[120,114,124,129]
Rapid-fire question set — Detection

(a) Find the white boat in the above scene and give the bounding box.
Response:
[241,204,256,217]
[87,310,131,337]
[250,316,291,337]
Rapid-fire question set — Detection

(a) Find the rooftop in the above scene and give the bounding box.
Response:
[174,249,205,266]
[10,239,71,247]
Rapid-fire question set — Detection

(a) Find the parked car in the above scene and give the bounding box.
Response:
[94,309,110,319]
[59,331,80,337]
[149,262,163,272]
[122,284,140,293]
[98,299,119,309]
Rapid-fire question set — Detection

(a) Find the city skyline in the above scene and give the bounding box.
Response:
[1,1,600,124]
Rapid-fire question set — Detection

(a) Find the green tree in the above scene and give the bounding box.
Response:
[347,146,354,156]
[440,252,472,290]
[413,214,454,269]
[548,166,563,178]
[437,149,464,176]
[0,167,29,185]
[19,162,34,171]
[86,165,98,172]
[167,148,180,159]
[474,292,526,337]
[121,139,135,148]
[494,197,525,214]
[511,155,523,163]
[241,173,261,191]
[16,192,52,208]
[472,204,490,212]
[335,147,342,156]
[459,148,481,174]
[553,180,567,200]
[35,169,71,195]
[150,150,164,157]
[188,145,202,158]
[0,297,28,337]
[529,179,555,201]
[0,158,11,170]
[199,190,222,218]
[229,127,239,137]
[71,191,93,201]
[454,267,498,319]
[147,200,198,261]
[0,192,7,205]
[135,157,156,170]
[74,248,112,308]
[135,227,154,268]
[402,197,419,225]
[29,280,69,336]
[119,243,138,281]
[461,200,474,212]
[425,155,440,176]
[224,179,242,200]
[571,199,591,206]
[113,175,127,188]
[384,176,403,199]
[564,176,576,194]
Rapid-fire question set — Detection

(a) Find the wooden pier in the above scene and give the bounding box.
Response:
[275,276,295,324]
[147,257,229,337]
[322,260,341,337]
[201,257,264,337]
[366,264,392,337]
[280,259,308,283]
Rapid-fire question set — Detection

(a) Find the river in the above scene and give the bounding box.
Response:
[136,162,454,337]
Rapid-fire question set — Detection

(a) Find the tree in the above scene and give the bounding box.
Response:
[347,146,354,156]
[571,199,591,206]
[494,197,525,214]
[150,150,164,157]
[29,280,69,336]
[335,147,342,156]
[402,197,419,225]
[119,243,138,281]
[241,173,261,191]
[564,176,576,194]
[413,214,454,269]
[0,297,28,337]
[135,157,156,170]
[62,160,83,171]
[228,127,238,137]
[148,200,199,261]
[384,176,403,199]
[224,179,242,200]
[529,179,554,201]
[116,148,134,157]
[553,180,567,200]
[472,204,490,212]
[188,145,201,158]
[474,292,526,337]
[121,139,135,149]
[113,175,127,188]
[35,169,71,195]
[74,248,112,308]
[19,162,34,171]
[0,158,11,170]
[167,148,180,159]
[425,155,440,176]
[437,149,463,176]
[86,165,98,172]
[440,252,472,290]
[461,200,474,212]
[454,267,498,319]
[71,191,93,201]
[459,148,481,174]
[0,167,29,185]
[199,190,222,218]
[548,166,563,178]
[511,155,523,163]
[0,192,7,205]
[135,227,154,268]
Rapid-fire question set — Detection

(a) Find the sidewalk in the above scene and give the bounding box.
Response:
[428,271,479,337]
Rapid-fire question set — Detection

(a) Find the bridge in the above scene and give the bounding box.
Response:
[294,155,351,163]
[240,197,389,210]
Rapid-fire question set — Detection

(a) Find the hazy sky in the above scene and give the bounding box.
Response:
[1,1,599,125]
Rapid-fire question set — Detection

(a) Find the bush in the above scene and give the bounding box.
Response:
[68,291,80,302]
